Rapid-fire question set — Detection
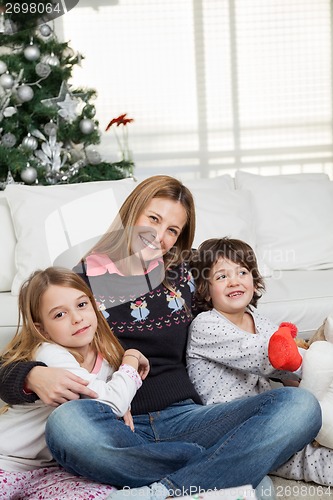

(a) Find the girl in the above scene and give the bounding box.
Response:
[0,266,149,499]
[187,237,333,487]
[0,176,321,499]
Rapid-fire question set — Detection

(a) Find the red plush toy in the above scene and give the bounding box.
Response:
[268,322,303,372]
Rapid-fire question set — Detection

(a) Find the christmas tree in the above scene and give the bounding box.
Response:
[0,0,134,187]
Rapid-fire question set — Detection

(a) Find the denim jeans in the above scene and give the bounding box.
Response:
[46,387,321,494]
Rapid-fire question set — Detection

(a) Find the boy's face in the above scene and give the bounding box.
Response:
[208,257,255,316]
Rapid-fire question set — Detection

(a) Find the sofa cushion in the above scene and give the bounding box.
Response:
[0,193,16,292]
[5,179,136,295]
[235,171,333,271]
[186,175,256,249]
[258,269,333,338]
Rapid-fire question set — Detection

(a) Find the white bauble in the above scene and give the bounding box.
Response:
[79,118,95,134]
[0,60,8,75]
[24,45,40,61]
[0,73,14,89]
[20,165,38,184]
[17,85,34,102]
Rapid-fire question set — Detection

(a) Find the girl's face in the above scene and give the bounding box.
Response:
[208,257,255,317]
[37,285,97,356]
[132,197,187,261]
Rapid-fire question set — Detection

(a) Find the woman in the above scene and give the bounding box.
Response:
[0,176,321,499]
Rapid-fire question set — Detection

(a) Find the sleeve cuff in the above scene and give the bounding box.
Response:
[0,361,47,404]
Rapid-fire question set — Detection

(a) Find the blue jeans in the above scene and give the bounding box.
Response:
[46,387,321,493]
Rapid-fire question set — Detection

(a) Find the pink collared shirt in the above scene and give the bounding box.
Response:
[85,253,163,277]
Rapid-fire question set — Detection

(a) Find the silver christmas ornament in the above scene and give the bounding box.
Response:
[0,73,14,89]
[41,53,60,67]
[22,134,38,150]
[39,24,52,37]
[2,132,17,147]
[20,165,37,184]
[17,85,34,102]
[86,148,101,165]
[79,118,95,135]
[44,121,57,136]
[24,44,40,61]
[0,60,7,75]
[35,62,51,79]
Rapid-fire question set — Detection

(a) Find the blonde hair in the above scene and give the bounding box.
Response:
[86,175,196,275]
[1,267,124,369]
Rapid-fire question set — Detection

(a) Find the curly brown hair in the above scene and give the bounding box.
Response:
[191,237,265,312]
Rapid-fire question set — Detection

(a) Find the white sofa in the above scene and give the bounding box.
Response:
[1,170,333,353]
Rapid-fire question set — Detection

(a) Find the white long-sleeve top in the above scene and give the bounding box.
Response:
[187,309,300,404]
[0,343,141,472]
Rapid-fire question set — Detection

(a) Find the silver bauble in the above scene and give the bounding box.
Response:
[1,132,16,148]
[35,62,51,78]
[20,166,37,184]
[0,73,14,89]
[22,134,38,150]
[79,118,95,135]
[17,85,34,102]
[44,121,57,136]
[41,53,60,67]
[0,60,7,75]
[39,24,52,37]
[24,45,40,61]
[86,148,101,165]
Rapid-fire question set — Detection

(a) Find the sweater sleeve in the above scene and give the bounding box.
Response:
[0,360,46,404]
[36,343,139,417]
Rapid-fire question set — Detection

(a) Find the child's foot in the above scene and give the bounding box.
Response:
[268,322,302,372]
[107,482,169,500]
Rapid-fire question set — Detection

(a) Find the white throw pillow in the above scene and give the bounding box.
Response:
[238,179,333,270]
[5,179,136,295]
[186,176,256,249]
[0,193,16,292]
[235,170,330,190]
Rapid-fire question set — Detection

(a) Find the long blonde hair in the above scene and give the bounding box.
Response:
[1,267,124,369]
[86,175,196,274]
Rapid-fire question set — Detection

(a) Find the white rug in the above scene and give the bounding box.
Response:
[270,476,333,500]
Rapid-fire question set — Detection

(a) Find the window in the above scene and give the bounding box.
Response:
[57,0,333,179]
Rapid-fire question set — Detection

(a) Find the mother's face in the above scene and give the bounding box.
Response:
[131,197,187,262]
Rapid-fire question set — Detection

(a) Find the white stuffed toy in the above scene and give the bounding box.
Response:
[299,315,333,449]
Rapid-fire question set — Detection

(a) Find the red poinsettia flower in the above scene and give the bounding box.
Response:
[105,113,134,131]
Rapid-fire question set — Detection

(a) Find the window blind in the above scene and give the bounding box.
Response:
[57,0,333,179]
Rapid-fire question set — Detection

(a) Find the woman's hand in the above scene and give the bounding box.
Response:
[26,366,98,407]
[122,349,150,380]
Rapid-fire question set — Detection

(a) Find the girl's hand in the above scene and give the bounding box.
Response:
[123,409,135,431]
[26,366,98,407]
[122,349,150,380]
